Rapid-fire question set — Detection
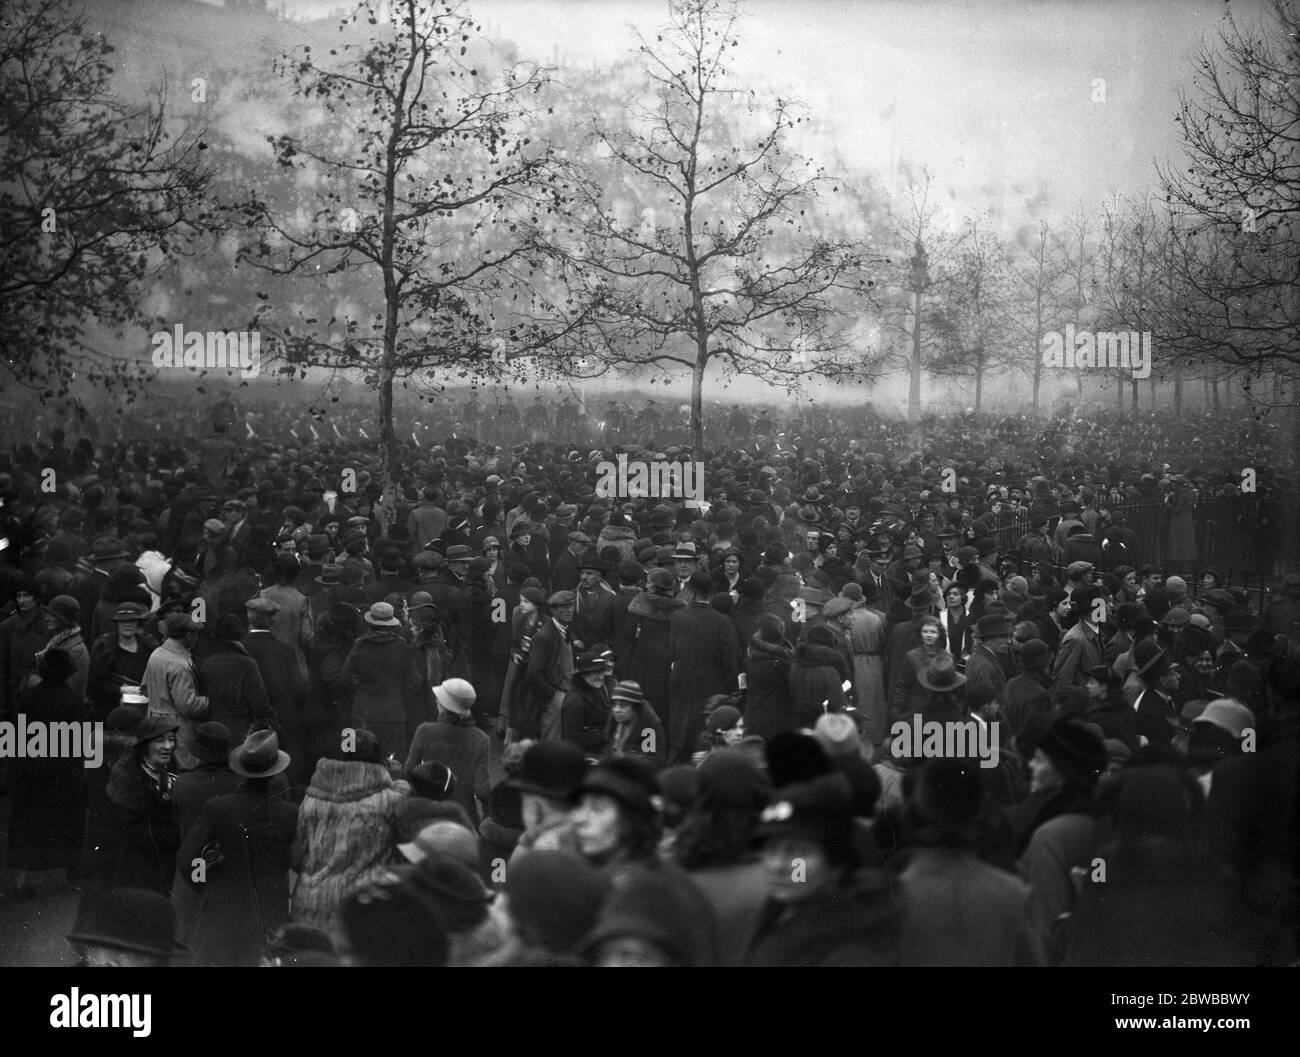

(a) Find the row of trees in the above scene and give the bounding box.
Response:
[3,0,1297,527]
[886,182,1295,419]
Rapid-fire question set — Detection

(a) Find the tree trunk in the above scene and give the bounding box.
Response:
[377,350,397,532]
[974,362,983,414]
[1032,341,1042,416]
[908,289,922,421]
[690,352,706,454]
[1173,364,1183,415]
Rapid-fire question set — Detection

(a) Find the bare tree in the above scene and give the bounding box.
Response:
[926,213,1016,414]
[1157,0,1299,386]
[538,0,876,452]
[239,0,571,527]
[1006,219,1062,415]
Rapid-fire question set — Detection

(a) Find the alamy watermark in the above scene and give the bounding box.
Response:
[889,715,1001,769]
[594,454,704,504]
[0,716,104,767]
[1041,324,1152,379]
[150,324,261,379]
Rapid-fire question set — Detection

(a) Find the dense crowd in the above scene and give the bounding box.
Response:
[0,394,1296,967]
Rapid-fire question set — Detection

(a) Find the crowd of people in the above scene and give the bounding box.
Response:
[0,392,1296,967]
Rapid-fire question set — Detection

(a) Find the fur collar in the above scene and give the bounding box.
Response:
[628,591,685,620]
[748,635,794,662]
[306,758,397,802]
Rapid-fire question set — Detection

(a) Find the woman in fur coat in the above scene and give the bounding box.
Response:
[290,730,410,944]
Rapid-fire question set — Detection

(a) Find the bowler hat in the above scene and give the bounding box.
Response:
[508,741,589,800]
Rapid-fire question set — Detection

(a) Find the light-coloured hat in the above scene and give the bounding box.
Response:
[397,820,480,873]
[364,601,401,626]
[813,712,861,759]
[433,677,476,715]
[1192,698,1254,740]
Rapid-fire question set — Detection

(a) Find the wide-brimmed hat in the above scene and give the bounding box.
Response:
[432,678,476,715]
[88,537,131,562]
[573,650,606,675]
[315,563,344,586]
[671,541,698,560]
[364,602,401,626]
[67,889,188,958]
[110,602,150,622]
[444,544,473,562]
[917,651,966,692]
[577,756,660,820]
[906,584,933,610]
[229,729,291,779]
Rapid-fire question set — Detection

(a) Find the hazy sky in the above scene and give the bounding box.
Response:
[184,0,1262,231]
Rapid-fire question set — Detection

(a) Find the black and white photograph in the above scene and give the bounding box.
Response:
[0,0,1296,995]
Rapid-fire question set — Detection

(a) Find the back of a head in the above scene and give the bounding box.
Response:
[340,884,449,968]
[1113,765,1194,845]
